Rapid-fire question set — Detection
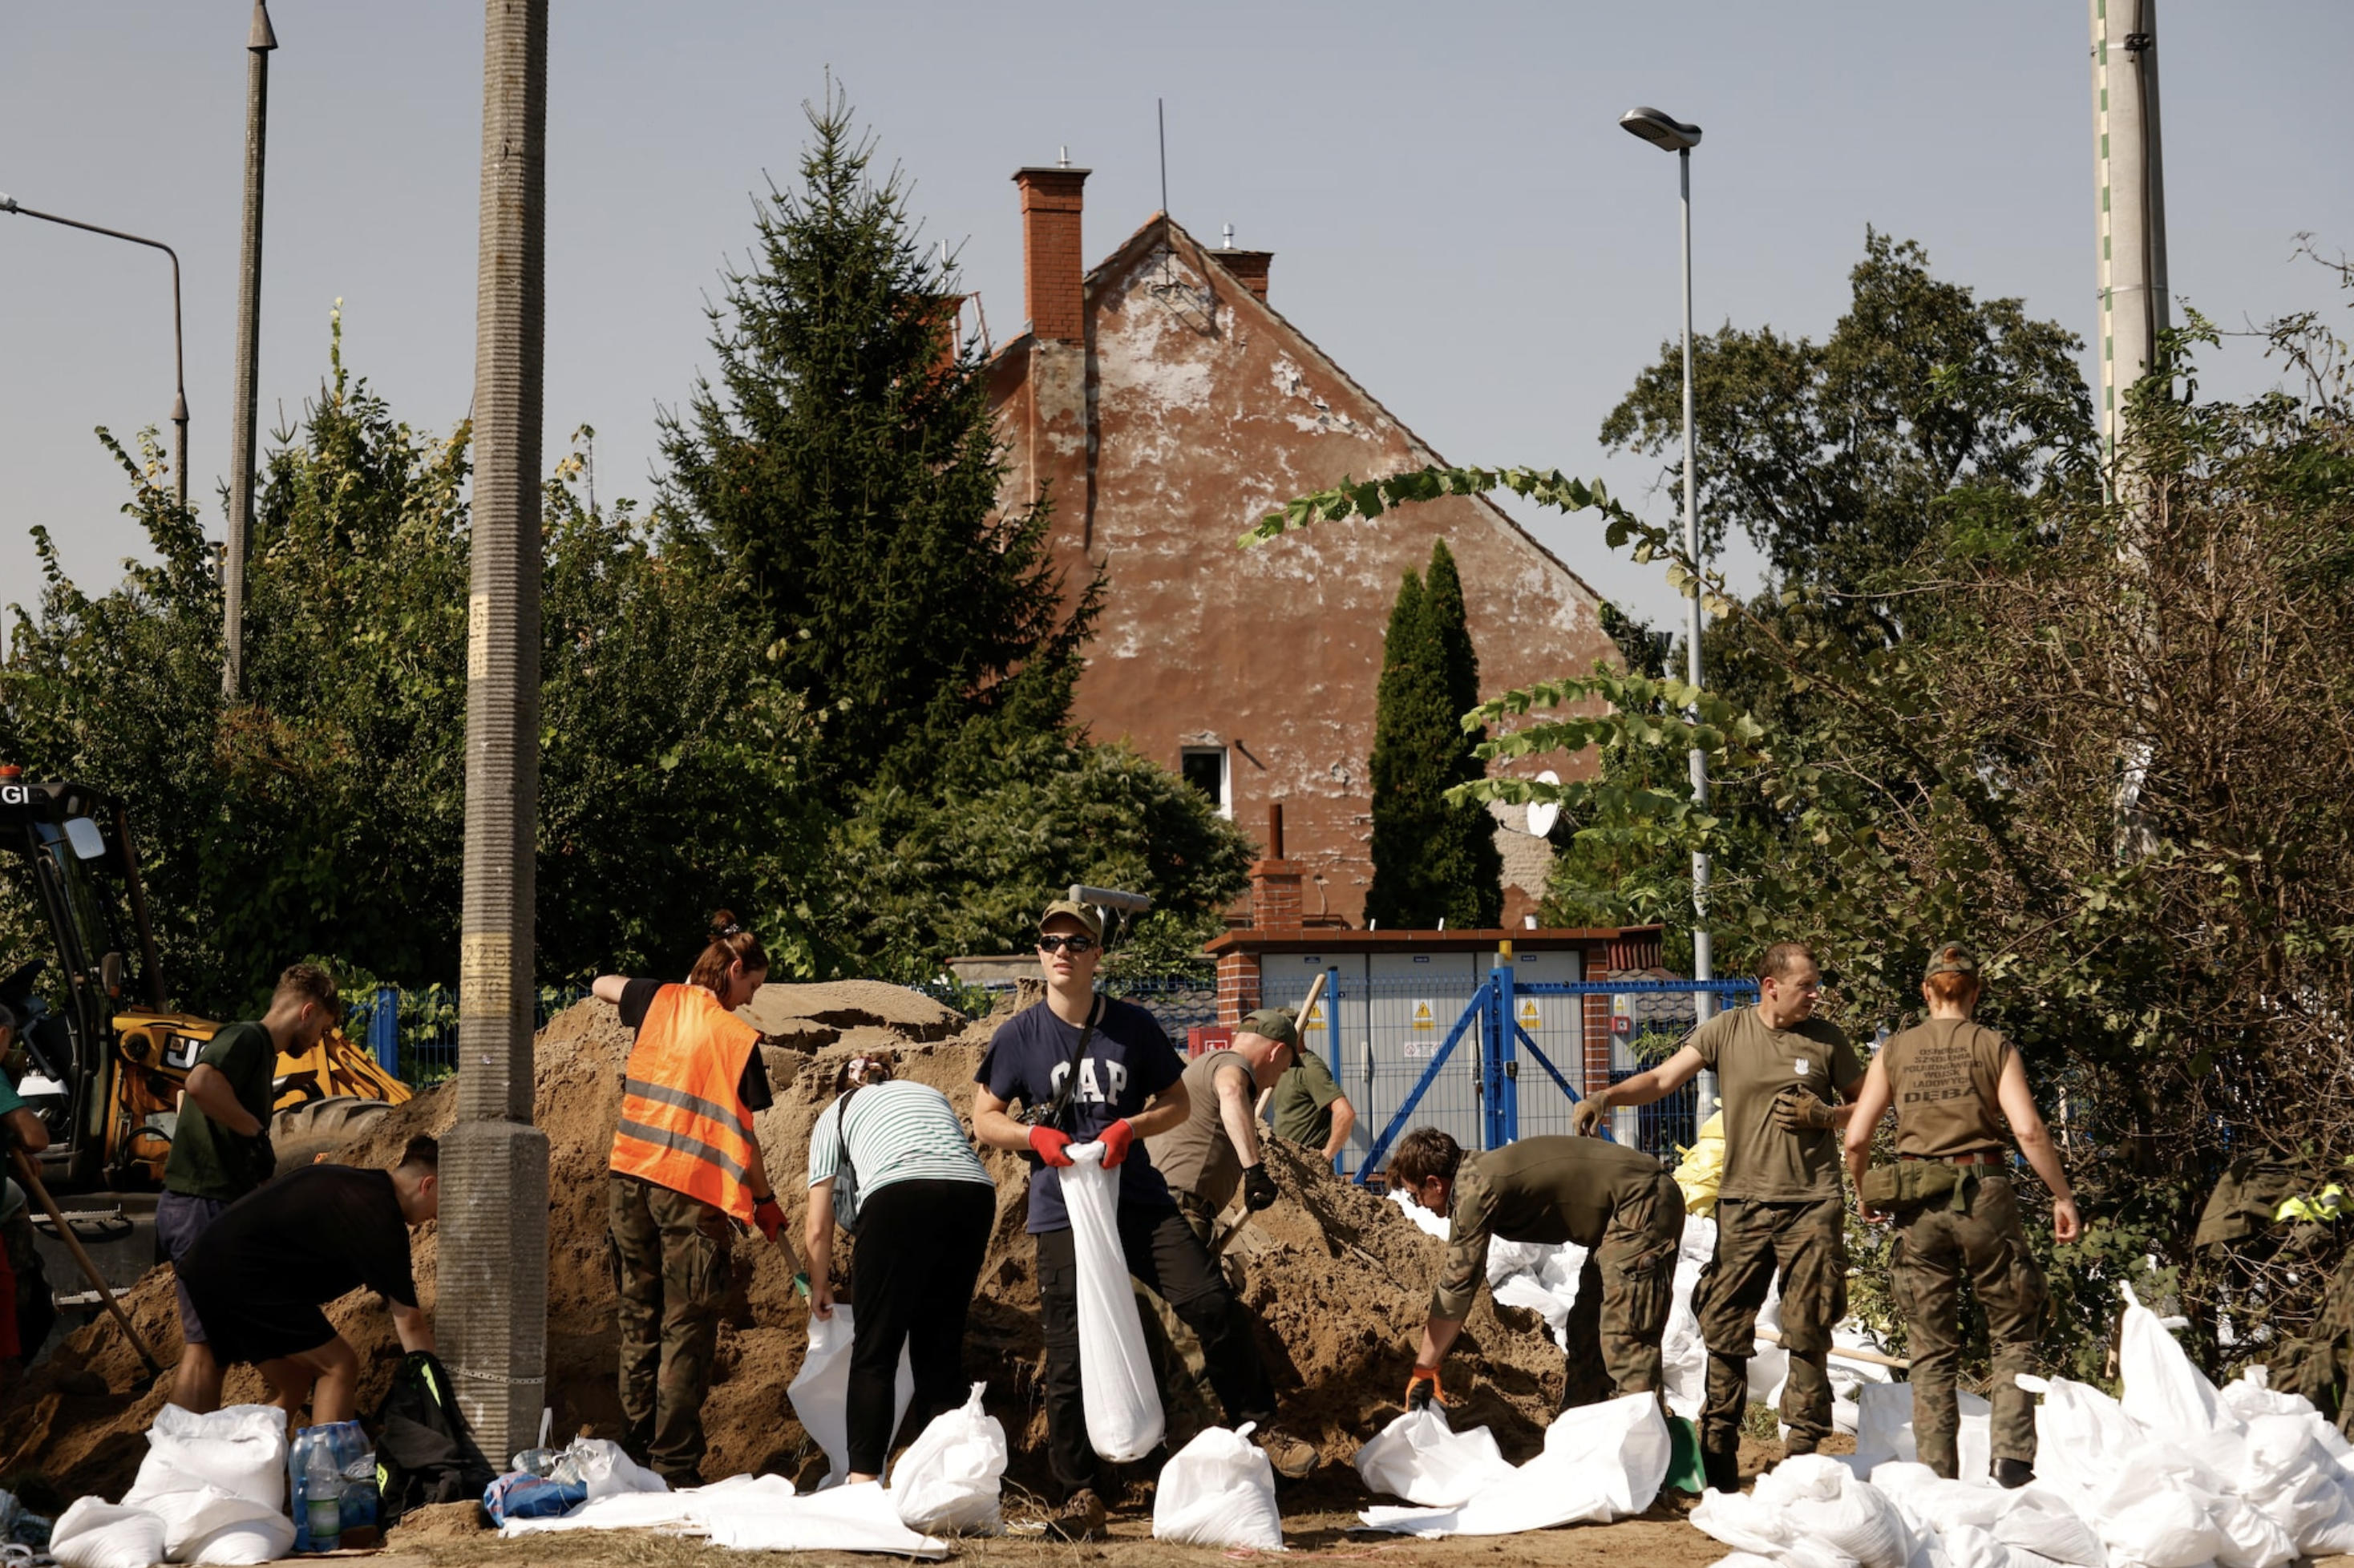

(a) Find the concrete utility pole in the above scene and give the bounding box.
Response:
[2090,0,2168,476]
[443,0,551,1459]
[221,0,276,699]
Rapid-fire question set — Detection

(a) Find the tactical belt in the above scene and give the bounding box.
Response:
[1899,1150,2004,1166]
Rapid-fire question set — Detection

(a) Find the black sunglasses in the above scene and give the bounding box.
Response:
[1037,934,1098,955]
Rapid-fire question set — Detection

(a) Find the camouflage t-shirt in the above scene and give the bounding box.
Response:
[1429,1136,1668,1320]
[1878,1018,2014,1159]
[1689,1005,1863,1202]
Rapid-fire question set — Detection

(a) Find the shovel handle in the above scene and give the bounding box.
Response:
[8,1145,167,1378]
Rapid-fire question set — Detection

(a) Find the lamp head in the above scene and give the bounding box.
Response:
[1619,107,1703,152]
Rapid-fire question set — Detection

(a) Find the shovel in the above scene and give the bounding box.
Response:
[9,1144,167,1378]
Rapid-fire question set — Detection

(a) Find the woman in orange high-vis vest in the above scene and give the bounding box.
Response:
[593,911,790,1486]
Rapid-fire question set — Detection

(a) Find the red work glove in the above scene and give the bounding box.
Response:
[1406,1368,1445,1412]
[750,1194,786,1245]
[1029,1125,1076,1167]
[1097,1118,1136,1169]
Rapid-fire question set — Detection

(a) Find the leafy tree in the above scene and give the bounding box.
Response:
[0,322,828,1015]
[1365,541,1502,929]
[1601,229,2097,623]
[657,85,1098,805]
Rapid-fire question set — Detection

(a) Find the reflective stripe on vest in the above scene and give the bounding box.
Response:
[609,984,762,1222]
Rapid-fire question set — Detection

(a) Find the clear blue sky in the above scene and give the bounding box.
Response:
[5,2,2348,654]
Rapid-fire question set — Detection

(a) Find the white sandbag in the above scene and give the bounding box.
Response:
[694,1477,949,1558]
[889,1384,1005,1535]
[1753,1454,1916,1568]
[183,1513,297,1566]
[1853,1381,1993,1485]
[2117,1285,2227,1441]
[565,1437,669,1500]
[127,1404,289,1512]
[1061,1141,1165,1462]
[497,1486,708,1537]
[1868,1463,2106,1567]
[2239,1411,2354,1554]
[51,1500,169,1568]
[2082,1457,2223,1568]
[1352,1408,1515,1508]
[1359,1392,1670,1538]
[785,1303,916,1485]
[1152,1424,1283,1550]
[1389,1186,1450,1239]
[135,1486,285,1563]
[1939,1522,2075,1568]
[1691,1483,1799,1558]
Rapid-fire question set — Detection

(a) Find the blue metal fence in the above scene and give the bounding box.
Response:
[1257,966,1757,1182]
[346,984,591,1086]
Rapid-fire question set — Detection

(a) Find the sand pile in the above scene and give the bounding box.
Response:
[0,987,1570,1503]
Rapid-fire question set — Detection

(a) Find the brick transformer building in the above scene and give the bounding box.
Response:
[986,165,1621,927]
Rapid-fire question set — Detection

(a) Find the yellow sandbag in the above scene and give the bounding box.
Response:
[1673,1111,1725,1217]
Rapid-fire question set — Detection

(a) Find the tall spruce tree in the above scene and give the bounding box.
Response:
[1365,541,1502,928]
[1419,540,1503,928]
[658,87,1098,805]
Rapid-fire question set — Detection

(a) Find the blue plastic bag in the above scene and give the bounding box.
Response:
[482,1472,588,1526]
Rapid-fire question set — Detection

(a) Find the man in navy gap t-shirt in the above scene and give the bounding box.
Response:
[973,900,1314,1539]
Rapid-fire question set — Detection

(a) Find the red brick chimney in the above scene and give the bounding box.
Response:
[1218,802,1304,1024]
[1013,165,1089,341]
[1209,247,1272,302]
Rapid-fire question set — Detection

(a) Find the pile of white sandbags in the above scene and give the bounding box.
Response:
[52,1405,296,1568]
[1353,1392,1672,1538]
[1694,1283,2354,1568]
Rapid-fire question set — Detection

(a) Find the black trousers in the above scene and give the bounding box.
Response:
[845,1179,996,1476]
[1035,1202,1276,1493]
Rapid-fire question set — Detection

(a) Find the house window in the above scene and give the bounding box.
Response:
[1180,746,1231,818]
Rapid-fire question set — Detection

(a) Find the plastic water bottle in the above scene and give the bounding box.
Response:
[304,1442,342,1552]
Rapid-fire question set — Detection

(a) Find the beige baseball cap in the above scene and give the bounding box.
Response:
[1037,899,1105,942]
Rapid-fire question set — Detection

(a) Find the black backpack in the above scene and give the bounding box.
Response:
[373,1351,497,1525]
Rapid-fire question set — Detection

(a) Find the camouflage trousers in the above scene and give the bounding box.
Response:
[1560,1170,1687,1412]
[1695,1195,1847,1454]
[1891,1171,2046,1477]
[609,1174,734,1482]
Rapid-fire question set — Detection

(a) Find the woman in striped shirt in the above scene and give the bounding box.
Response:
[804,1052,997,1482]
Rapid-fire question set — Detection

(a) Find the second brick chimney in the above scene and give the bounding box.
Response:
[1208,246,1272,302]
[1011,163,1094,547]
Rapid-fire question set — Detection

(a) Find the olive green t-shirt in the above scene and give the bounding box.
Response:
[1270,1050,1345,1149]
[1145,1049,1256,1211]
[1430,1136,1667,1319]
[162,1020,277,1202]
[1689,1005,1863,1202]
[1879,1018,2014,1159]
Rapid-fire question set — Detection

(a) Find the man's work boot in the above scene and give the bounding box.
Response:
[1047,1486,1106,1542]
[1994,1457,2036,1490]
[1256,1428,1319,1481]
[1782,1434,1818,1457]
[1702,1445,1741,1494]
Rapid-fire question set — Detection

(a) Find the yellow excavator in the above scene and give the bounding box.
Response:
[0,772,410,1194]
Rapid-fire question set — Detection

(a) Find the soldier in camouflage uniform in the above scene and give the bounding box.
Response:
[1580,941,1864,1493]
[1390,1128,1685,1416]
[1842,942,2079,1488]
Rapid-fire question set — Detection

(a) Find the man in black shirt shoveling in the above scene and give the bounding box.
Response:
[174,1134,439,1424]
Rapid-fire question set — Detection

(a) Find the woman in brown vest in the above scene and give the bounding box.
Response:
[593,913,790,1486]
[1842,943,2079,1489]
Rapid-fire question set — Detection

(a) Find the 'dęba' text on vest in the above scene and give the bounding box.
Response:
[609,984,761,1222]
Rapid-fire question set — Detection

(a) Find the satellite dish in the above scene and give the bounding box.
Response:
[1526,770,1562,839]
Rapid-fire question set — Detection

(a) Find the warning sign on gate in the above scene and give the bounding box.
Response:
[1302,997,1327,1033]
[1411,999,1436,1032]
[1611,992,1635,1038]
[1517,997,1543,1032]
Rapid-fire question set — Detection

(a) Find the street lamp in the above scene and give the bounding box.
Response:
[1617,104,1717,1088]
[0,194,190,507]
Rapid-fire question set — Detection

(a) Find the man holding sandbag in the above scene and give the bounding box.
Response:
[972,900,1311,1542]
[1842,942,2078,1489]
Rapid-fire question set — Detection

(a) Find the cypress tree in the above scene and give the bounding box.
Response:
[1365,568,1433,928]
[1418,540,1504,928]
[658,87,1099,806]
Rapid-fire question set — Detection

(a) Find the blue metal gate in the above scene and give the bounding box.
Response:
[1264,960,1756,1183]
